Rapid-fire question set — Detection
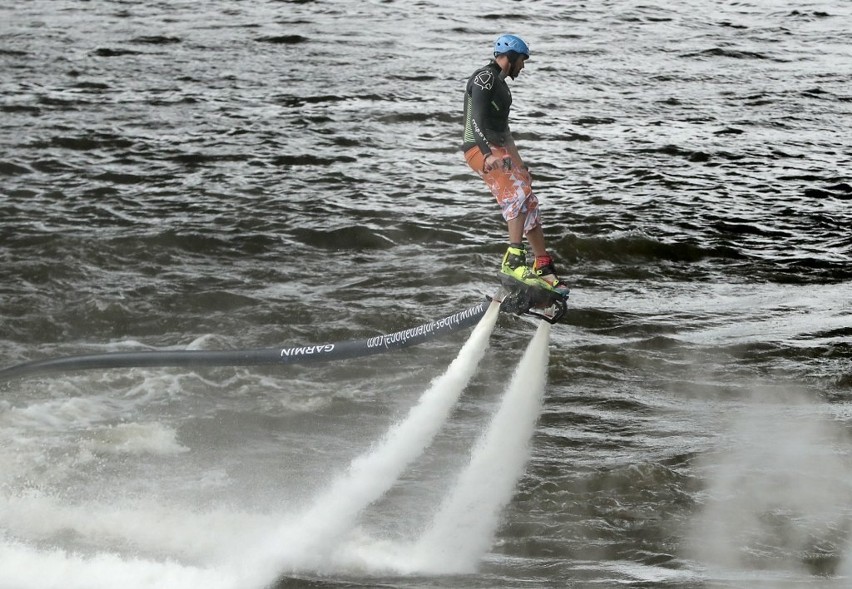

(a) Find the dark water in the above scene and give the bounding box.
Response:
[1,1,851,587]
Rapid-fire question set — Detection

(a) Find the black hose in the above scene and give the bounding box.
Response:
[0,300,490,380]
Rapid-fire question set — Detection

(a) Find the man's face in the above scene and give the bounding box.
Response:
[511,56,527,79]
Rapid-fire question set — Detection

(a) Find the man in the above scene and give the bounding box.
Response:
[462,34,569,296]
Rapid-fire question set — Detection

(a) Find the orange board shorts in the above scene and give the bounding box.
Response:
[464,145,541,235]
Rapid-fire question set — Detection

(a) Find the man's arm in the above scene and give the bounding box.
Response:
[468,71,496,157]
[503,132,525,168]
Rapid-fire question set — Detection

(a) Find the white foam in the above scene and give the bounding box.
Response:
[2,396,119,432]
[81,422,188,456]
[0,541,239,589]
[0,494,275,565]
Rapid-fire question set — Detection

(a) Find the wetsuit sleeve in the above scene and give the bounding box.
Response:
[467,71,496,156]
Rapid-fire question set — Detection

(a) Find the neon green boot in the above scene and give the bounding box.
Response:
[500,245,550,289]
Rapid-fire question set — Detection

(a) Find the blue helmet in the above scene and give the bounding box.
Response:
[493,34,530,59]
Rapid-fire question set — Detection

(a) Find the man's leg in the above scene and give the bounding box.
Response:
[515,218,570,296]
[507,215,525,245]
[524,223,547,258]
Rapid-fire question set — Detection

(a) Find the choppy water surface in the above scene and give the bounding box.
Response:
[1,1,850,587]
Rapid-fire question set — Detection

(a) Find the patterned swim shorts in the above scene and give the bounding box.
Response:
[464,145,540,235]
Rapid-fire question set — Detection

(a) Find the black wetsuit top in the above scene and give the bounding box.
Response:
[462,61,512,156]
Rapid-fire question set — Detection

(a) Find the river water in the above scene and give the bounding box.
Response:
[1,1,850,587]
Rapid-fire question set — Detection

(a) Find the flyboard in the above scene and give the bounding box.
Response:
[0,279,566,380]
[492,274,568,325]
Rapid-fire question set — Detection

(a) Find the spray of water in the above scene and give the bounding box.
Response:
[410,319,551,574]
[241,302,501,583]
[686,385,852,579]
[1,302,550,587]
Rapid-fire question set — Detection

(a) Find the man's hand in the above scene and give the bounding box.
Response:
[484,154,513,172]
[484,154,498,171]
